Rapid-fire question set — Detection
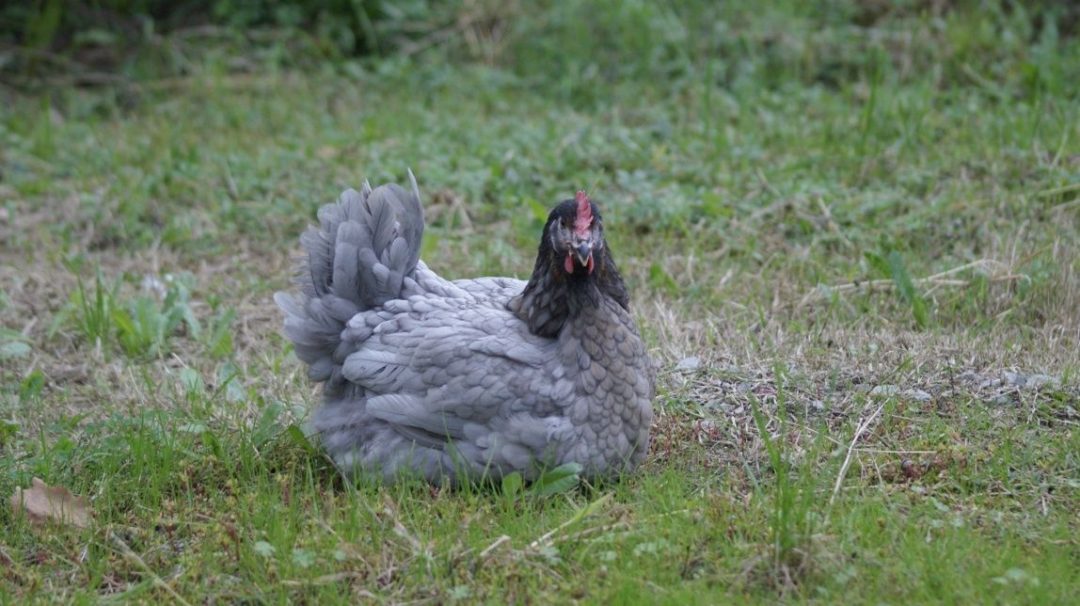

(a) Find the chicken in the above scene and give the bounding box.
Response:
[275,173,654,485]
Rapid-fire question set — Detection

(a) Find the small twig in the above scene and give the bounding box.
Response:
[110,531,193,606]
[552,521,631,546]
[800,259,1030,307]
[854,448,937,455]
[479,535,510,559]
[829,404,885,507]
[528,516,578,550]
[754,168,782,199]
[528,493,613,550]
[924,259,1011,280]
[1049,198,1080,213]
[389,515,427,556]
[960,63,1009,101]
[1036,182,1080,199]
[816,197,855,249]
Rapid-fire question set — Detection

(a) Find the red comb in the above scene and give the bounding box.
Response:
[574,190,592,237]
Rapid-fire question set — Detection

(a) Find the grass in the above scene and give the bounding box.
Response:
[1,1,1078,602]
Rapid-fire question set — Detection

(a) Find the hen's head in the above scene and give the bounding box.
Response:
[512,189,628,331]
[545,191,605,277]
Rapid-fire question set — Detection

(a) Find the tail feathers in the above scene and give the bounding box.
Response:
[302,171,424,308]
[278,171,425,382]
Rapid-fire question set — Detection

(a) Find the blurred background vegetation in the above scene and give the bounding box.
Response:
[3,0,1077,98]
[2,0,1078,328]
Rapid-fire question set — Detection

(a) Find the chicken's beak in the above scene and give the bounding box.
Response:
[574,242,592,266]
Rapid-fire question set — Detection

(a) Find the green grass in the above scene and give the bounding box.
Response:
[1,1,1078,602]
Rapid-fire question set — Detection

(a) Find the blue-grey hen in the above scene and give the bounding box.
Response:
[276,173,654,485]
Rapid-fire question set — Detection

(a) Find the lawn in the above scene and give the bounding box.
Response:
[1,1,1078,603]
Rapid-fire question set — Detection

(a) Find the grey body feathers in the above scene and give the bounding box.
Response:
[276,173,654,485]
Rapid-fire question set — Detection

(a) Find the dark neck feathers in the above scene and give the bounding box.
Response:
[508,225,629,338]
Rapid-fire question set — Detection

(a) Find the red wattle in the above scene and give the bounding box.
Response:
[587,255,595,274]
[565,253,575,273]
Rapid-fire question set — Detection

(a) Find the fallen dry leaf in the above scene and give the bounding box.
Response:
[10,477,91,529]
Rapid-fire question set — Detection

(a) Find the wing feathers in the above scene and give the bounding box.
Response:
[367,394,468,439]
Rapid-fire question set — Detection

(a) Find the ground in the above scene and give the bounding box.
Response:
[1,2,1078,603]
